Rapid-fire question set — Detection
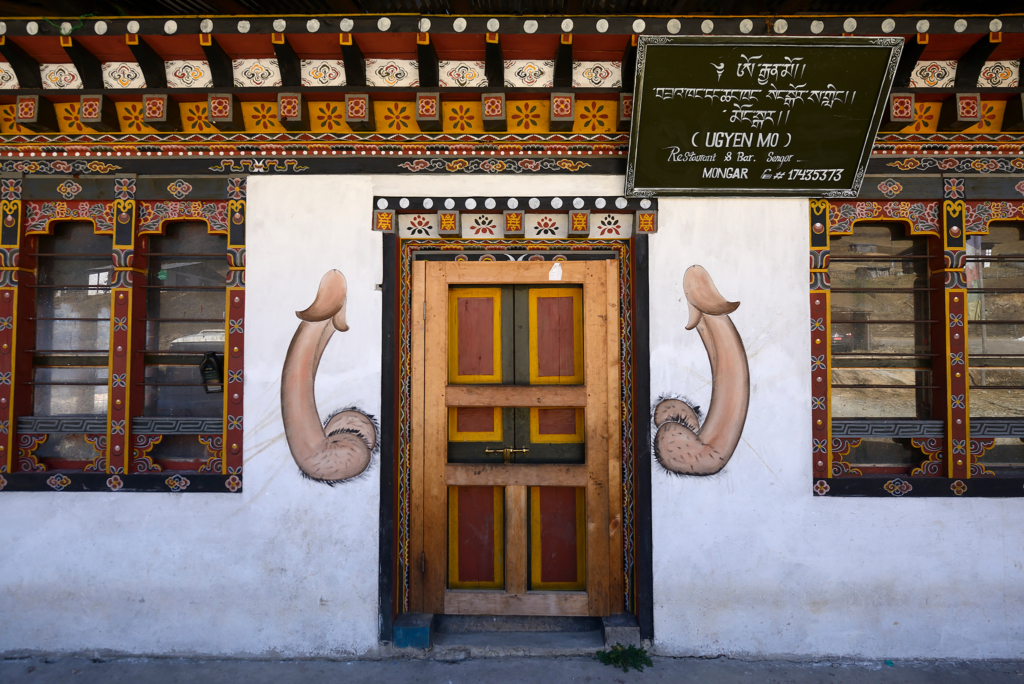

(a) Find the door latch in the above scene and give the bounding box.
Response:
[484,446,530,463]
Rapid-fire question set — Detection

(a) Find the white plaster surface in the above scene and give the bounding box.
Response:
[650,198,1024,659]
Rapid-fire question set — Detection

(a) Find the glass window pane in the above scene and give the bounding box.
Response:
[969,367,1024,417]
[143,365,223,417]
[968,323,1024,356]
[146,321,224,353]
[831,369,932,418]
[843,438,924,468]
[148,434,213,463]
[145,289,225,328]
[976,438,1024,468]
[33,433,101,464]
[830,322,930,355]
[32,367,108,415]
[830,292,928,322]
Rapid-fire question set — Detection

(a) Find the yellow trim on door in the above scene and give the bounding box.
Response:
[448,406,503,442]
[448,485,505,590]
[529,407,585,444]
[528,288,584,385]
[448,287,503,384]
[529,486,587,591]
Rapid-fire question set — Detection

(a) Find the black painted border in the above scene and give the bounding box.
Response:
[378,233,397,643]
[817,476,1024,497]
[0,472,240,492]
[632,234,654,641]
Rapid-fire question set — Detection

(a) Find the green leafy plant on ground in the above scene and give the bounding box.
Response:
[595,643,654,673]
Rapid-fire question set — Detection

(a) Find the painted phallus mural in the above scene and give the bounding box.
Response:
[654,266,750,475]
[281,270,378,484]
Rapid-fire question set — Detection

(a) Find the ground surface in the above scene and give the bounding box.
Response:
[3,655,1024,683]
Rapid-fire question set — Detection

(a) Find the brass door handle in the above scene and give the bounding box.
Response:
[484,446,530,463]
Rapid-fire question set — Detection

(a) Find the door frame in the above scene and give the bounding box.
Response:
[378,237,654,636]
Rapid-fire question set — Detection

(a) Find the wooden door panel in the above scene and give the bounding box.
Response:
[448,485,504,590]
[529,486,586,591]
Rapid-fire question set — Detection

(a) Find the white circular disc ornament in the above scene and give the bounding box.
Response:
[94,20,107,35]
[61,21,72,35]
[595,198,606,209]
[485,198,496,209]
[418,18,431,32]
[423,198,434,209]
[551,197,563,209]
[668,19,682,34]
[739,19,753,34]
[596,19,609,33]
[444,198,455,209]
[561,19,573,32]
[523,19,538,34]
[340,18,354,32]
[954,19,967,33]
[989,18,1002,32]
[399,198,410,209]
[376,198,389,210]
[273,19,286,32]
[615,197,628,209]
[573,198,584,209]
[237,20,250,33]
[810,20,824,34]
[632,19,646,33]
[916,19,930,33]
[307,19,320,33]
[487,18,499,32]
[640,199,652,209]
[506,198,518,209]
[843,17,857,32]
[701,20,713,34]
[164,20,177,34]
[378,17,391,31]
[200,19,213,33]
[881,18,895,33]
[453,18,467,32]
[528,198,540,209]
[774,19,788,33]
[464,198,477,210]
[126,20,139,34]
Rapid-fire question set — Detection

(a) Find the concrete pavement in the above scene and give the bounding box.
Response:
[3,655,1024,683]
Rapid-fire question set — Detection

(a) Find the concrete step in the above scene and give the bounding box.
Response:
[434,614,602,633]
[431,629,606,658]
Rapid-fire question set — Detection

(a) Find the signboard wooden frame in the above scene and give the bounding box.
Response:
[625,36,903,198]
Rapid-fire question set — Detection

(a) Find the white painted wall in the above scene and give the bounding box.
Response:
[650,197,1024,659]
[3,177,1022,659]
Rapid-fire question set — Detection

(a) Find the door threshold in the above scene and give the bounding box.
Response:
[432,615,605,656]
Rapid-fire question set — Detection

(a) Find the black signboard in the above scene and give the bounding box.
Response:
[625,36,903,198]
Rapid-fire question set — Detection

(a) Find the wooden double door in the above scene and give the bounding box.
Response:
[410,258,622,617]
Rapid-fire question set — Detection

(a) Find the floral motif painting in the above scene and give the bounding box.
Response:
[374,101,420,133]
[525,213,568,239]
[573,100,615,133]
[899,103,938,134]
[165,60,213,88]
[398,214,439,238]
[178,102,218,132]
[233,59,282,87]
[308,102,352,133]
[443,102,482,133]
[963,100,1006,133]
[40,63,83,89]
[54,102,97,134]
[240,102,286,133]
[588,213,633,239]
[365,59,419,87]
[504,60,555,88]
[102,62,146,89]
[508,100,549,132]
[115,102,160,134]
[0,105,27,134]
[460,213,503,238]
[572,61,622,88]
[977,60,1019,88]
[908,60,956,88]
[438,61,488,87]
[0,62,18,90]
[301,59,347,87]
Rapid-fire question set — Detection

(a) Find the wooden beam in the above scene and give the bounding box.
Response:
[340,36,365,88]
[417,36,438,88]
[126,36,167,89]
[954,34,999,89]
[200,36,234,89]
[484,35,503,89]
[446,464,588,487]
[553,36,572,88]
[62,38,103,89]
[504,485,527,595]
[422,261,449,615]
[893,37,927,88]
[1004,94,1024,132]
[443,260,588,284]
[0,38,41,89]
[446,384,587,407]
[273,37,302,88]
[621,42,637,93]
[444,590,588,616]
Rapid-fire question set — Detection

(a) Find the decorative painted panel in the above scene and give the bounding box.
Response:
[365,59,419,87]
[40,63,83,89]
[572,61,622,88]
[101,62,146,89]
[504,60,555,88]
[439,61,488,87]
[300,59,347,87]
[164,60,213,88]
[525,213,568,239]
[588,212,633,239]
[0,61,19,89]
[908,60,956,88]
[977,60,1019,88]
[398,213,439,238]
[232,58,282,87]
[460,213,503,238]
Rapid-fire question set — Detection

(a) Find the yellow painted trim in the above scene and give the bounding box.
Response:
[448,287,502,384]
[528,287,584,385]
[448,406,503,442]
[448,485,504,590]
[529,486,586,591]
[529,407,584,444]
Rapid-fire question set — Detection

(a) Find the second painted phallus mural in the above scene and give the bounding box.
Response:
[281,270,378,484]
[654,266,750,476]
